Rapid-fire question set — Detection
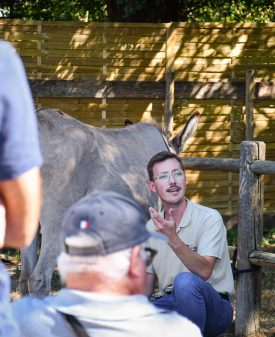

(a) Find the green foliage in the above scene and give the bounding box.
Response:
[227,228,238,247]
[116,0,146,20]
[0,0,107,21]
[228,227,275,248]
[0,0,273,22]
[262,228,275,246]
[187,0,274,22]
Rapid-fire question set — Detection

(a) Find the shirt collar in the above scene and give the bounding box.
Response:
[161,198,191,230]
[178,198,192,229]
[47,289,160,319]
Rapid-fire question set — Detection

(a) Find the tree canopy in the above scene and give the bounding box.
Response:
[0,0,273,22]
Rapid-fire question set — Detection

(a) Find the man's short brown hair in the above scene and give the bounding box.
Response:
[147,151,184,181]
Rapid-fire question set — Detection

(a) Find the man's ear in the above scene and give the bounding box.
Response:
[128,246,141,278]
[147,181,156,193]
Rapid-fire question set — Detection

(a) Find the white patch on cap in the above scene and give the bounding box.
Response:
[65,233,95,248]
[79,220,90,229]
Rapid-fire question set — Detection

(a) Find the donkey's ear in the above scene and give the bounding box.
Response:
[169,111,200,154]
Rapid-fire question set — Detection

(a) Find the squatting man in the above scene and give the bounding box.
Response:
[145,151,234,337]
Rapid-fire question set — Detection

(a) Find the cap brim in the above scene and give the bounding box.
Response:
[149,231,168,241]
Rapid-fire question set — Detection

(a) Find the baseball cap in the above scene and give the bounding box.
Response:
[61,191,165,256]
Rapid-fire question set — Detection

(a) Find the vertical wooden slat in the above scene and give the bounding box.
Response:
[164,23,176,139]
[228,171,233,213]
[229,96,237,214]
[37,22,42,79]
[245,68,255,141]
[236,141,265,336]
[102,30,107,78]
[102,30,107,126]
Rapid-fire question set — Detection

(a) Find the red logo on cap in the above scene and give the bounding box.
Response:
[79,220,90,229]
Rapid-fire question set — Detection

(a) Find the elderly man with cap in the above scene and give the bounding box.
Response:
[12,191,202,337]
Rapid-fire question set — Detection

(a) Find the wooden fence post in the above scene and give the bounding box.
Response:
[164,23,176,139]
[245,69,255,141]
[236,141,265,336]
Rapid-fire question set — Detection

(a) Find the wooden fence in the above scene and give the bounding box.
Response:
[0,20,274,216]
[181,141,275,336]
[1,21,274,81]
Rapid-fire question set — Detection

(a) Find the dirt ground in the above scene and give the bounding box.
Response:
[1,250,275,337]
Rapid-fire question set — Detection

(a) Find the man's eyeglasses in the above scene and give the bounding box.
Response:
[153,169,184,183]
[140,247,157,266]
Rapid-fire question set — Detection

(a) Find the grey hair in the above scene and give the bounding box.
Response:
[57,248,132,282]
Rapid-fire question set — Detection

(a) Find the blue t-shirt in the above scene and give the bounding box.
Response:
[0,40,42,180]
[0,261,20,336]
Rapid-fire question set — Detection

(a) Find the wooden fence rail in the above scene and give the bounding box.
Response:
[29,79,275,99]
[180,158,275,175]
[251,160,275,175]
[229,248,275,269]
[180,140,275,337]
[249,251,275,269]
[180,157,240,172]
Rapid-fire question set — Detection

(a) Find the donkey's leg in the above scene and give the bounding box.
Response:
[18,228,40,295]
[28,211,63,297]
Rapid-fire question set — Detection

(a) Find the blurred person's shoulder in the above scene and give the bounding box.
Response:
[0,40,18,64]
[0,40,15,52]
[11,295,73,337]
